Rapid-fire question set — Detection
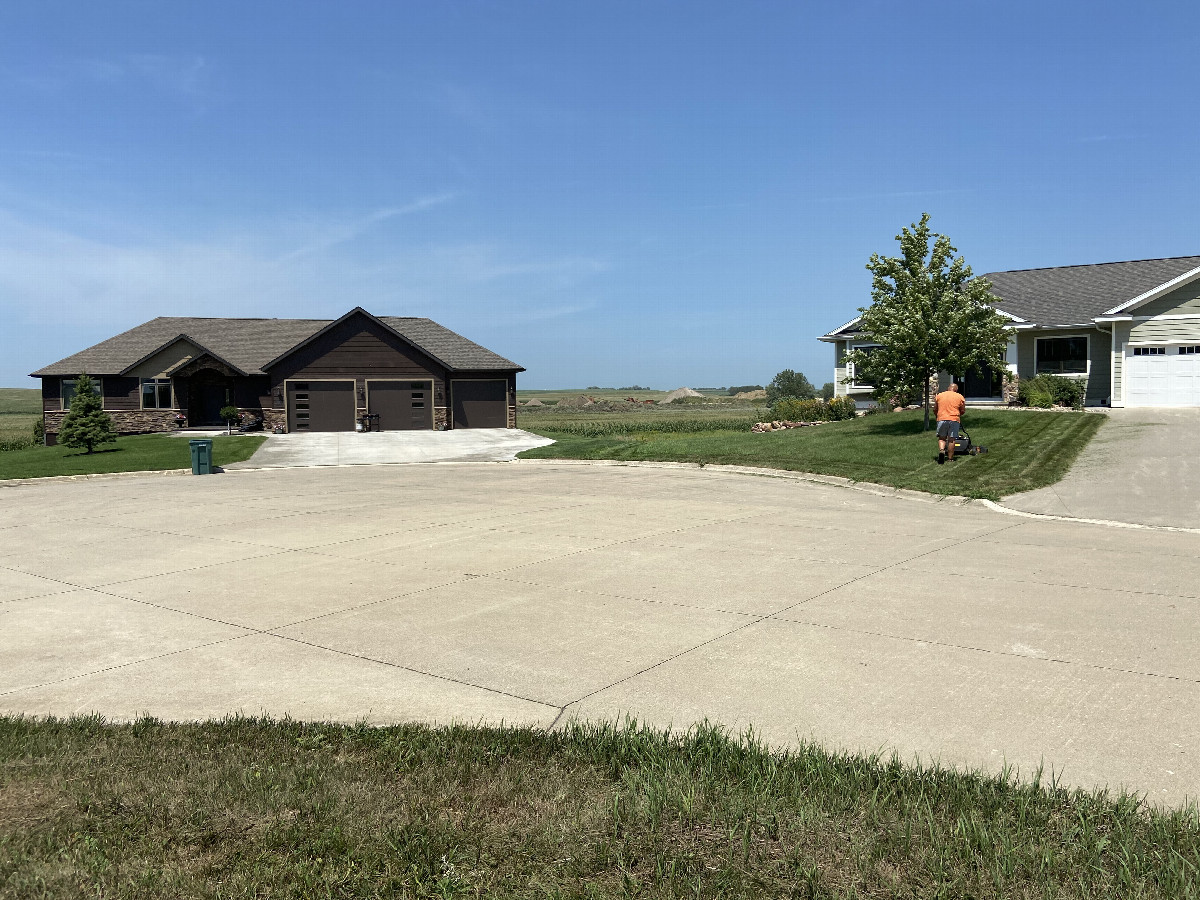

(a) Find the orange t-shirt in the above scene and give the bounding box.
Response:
[935,390,965,422]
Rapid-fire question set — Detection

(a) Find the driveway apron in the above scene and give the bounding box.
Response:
[1004,408,1200,528]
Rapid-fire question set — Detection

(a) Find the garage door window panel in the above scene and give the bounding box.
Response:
[1036,337,1089,374]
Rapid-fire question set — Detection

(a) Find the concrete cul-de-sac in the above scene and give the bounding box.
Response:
[1,461,1198,806]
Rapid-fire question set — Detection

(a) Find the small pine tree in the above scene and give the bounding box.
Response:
[58,374,117,454]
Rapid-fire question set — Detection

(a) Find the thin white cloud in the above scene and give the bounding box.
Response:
[0,208,607,340]
[278,192,462,262]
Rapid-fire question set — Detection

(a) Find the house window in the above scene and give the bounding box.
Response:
[61,378,102,410]
[849,344,881,388]
[1036,337,1088,374]
[1179,346,1200,355]
[1133,346,1165,356]
[141,379,172,409]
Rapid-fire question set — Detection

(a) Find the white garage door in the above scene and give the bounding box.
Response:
[1126,345,1200,406]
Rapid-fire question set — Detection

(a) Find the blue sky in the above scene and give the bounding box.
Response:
[3,1,1199,389]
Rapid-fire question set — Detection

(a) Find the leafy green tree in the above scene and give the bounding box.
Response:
[58,374,116,454]
[765,370,817,404]
[819,382,835,401]
[220,404,241,435]
[844,214,1012,431]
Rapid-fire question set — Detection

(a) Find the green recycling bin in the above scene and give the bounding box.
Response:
[189,438,214,475]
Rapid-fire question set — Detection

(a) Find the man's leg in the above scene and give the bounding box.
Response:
[946,424,957,461]
[937,422,946,464]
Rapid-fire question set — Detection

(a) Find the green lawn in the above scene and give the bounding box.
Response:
[1,716,1195,899]
[0,433,266,480]
[520,409,1104,500]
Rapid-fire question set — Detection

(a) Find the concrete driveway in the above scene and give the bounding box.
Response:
[1004,408,1200,528]
[2,462,1198,806]
[225,428,555,469]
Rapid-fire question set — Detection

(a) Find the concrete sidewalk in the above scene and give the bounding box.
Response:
[2,463,1198,806]
[225,428,555,469]
[1004,408,1200,528]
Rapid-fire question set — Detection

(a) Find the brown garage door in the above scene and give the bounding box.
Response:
[368,380,432,430]
[287,381,355,432]
[452,379,508,428]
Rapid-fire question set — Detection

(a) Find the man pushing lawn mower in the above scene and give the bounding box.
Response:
[935,383,966,464]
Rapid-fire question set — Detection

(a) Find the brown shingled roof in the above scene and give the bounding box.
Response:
[31,313,522,377]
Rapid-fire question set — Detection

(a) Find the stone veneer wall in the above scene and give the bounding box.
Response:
[1002,373,1020,404]
[44,407,277,441]
[434,406,448,430]
[44,409,182,439]
[507,402,517,428]
[261,409,286,431]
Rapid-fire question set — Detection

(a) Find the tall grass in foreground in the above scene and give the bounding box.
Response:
[1,715,1196,898]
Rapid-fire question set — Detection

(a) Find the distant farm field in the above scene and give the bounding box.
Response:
[0,387,41,447]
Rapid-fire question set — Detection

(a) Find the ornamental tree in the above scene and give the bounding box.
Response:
[844,214,1012,431]
[58,373,117,453]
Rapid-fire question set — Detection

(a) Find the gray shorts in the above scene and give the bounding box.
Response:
[936,420,960,440]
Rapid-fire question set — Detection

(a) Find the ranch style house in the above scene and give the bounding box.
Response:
[820,255,1200,408]
[31,307,523,445]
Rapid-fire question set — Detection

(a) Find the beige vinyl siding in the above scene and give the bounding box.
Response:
[1085,327,1111,405]
[1016,332,1037,377]
[1111,321,1128,401]
[833,341,850,397]
[1128,319,1200,342]
[127,338,204,379]
[1127,280,1200,318]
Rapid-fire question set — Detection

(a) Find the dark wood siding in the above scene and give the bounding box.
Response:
[269,316,447,399]
[104,376,140,411]
[234,376,270,409]
[42,378,60,413]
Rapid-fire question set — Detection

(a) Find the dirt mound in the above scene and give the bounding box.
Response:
[658,387,704,404]
[734,389,767,400]
[555,394,595,408]
[522,398,545,407]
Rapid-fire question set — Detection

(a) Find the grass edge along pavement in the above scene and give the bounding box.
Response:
[1,716,1196,899]
[519,408,1105,501]
[0,433,266,480]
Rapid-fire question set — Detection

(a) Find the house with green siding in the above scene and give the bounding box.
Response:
[819,256,1200,408]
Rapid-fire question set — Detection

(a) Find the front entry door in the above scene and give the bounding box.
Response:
[190,382,231,425]
[961,365,1002,400]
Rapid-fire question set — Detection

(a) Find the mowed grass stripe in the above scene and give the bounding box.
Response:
[520,409,1104,500]
[0,716,1195,898]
